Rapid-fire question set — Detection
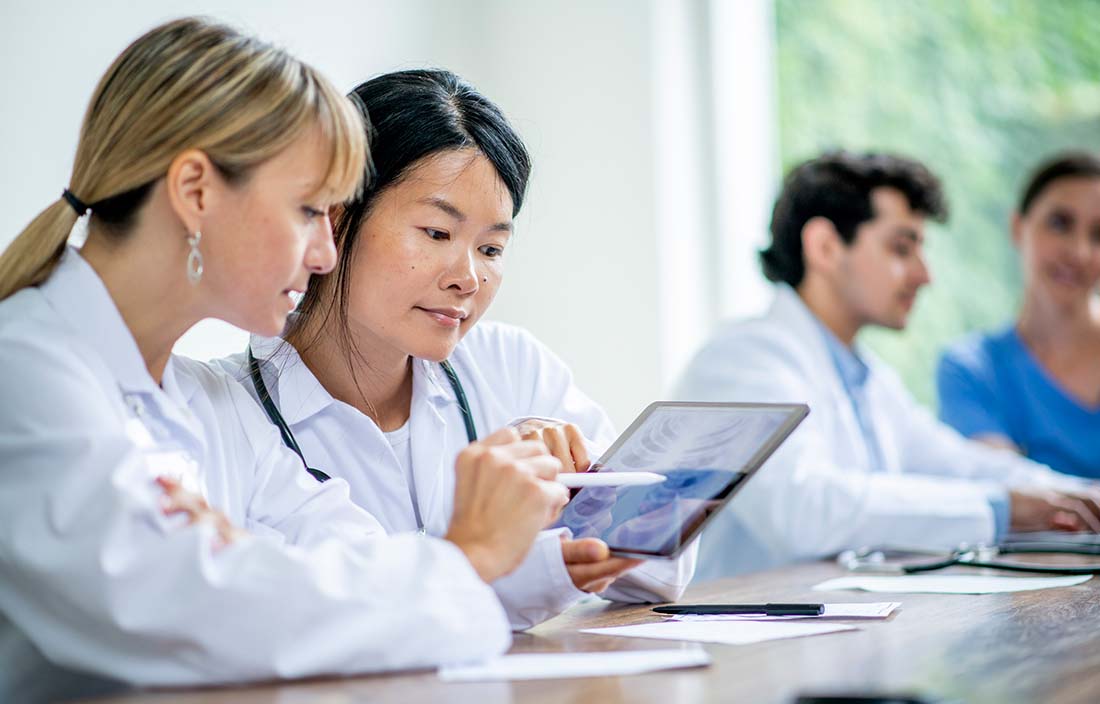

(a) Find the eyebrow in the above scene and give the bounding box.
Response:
[418,196,513,233]
[891,227,923,244]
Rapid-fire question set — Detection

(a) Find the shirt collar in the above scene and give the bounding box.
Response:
[814,317,871,392]
[39,247,162,396]
[248,334,454,427]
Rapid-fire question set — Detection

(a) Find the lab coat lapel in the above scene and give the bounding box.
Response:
[771,286,872,472]
[408,360,453,536]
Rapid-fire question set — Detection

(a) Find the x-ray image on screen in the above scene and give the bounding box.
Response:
[556,403,807,558]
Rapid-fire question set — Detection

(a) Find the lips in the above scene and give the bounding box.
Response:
[416,306,468,328]
[1047,264,1087,289]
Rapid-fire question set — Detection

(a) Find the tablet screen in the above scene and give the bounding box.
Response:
[554,403,806,558]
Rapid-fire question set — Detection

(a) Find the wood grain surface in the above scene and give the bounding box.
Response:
[79,553,1100,704]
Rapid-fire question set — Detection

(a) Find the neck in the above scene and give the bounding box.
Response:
[293,315,414,431]
[80,227,202,385]
[1017,289,1100,355]
[796,276,861,346]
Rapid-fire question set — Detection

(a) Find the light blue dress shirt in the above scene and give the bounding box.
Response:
[819,324,1010,541]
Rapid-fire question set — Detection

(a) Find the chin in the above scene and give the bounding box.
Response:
[238,311,289,338]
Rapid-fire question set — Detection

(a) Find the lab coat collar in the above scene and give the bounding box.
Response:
[816,319,871,392]
[39,248,161,397]
[248,333,334,426]
[247,334,454,426]
[770,284,873,383]
[39,248,207,457]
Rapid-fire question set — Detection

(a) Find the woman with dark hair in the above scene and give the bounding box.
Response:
[938,151,1100,478]
[220,70,695,628]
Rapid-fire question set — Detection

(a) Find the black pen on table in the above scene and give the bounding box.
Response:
[653,603,825,616]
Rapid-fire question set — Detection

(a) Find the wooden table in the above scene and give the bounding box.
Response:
[84,555,1100,704]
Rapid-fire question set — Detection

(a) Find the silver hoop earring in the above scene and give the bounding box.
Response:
[186,231,204,284]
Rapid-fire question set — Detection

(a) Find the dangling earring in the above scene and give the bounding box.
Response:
[186,231,204,284]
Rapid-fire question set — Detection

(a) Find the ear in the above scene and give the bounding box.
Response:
[1010,211,1024,249]
[801,216,844,276]
[164,149,222,235]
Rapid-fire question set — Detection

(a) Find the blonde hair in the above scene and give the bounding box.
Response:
[0,17,366,301]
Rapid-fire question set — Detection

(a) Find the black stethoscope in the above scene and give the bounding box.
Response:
[247,347,478,484]
[839,541,1100,575]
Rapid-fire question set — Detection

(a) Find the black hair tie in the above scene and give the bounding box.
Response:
[62,189,89,216]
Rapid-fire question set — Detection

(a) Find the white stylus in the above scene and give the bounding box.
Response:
[556,471,667,488]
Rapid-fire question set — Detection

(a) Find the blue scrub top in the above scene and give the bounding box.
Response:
[937,326,1100,479]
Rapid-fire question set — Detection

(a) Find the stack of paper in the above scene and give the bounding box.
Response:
[438,649,711,682]
[580,620,855,645]
[813,574,1091,594]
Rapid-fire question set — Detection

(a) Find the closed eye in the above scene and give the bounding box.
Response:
[302,206,326,220]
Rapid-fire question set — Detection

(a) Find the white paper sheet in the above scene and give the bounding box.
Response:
[813,574,1091,594]
[437,649,711,682]
[668,602,901,621]
[580,620,855,645]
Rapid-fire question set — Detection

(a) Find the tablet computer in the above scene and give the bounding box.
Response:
[553,401,808,559]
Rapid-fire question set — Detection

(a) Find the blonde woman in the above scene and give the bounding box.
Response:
[0,18,567,701]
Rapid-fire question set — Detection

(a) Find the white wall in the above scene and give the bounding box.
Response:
[0,0,773,429]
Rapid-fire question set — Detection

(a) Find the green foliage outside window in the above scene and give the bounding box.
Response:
[774,0,1100,406]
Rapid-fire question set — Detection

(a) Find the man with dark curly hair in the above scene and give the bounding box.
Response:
[676,151,1100,579]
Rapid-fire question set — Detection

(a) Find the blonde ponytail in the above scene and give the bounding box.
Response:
[0,201,81,300]
[0,17,366,302]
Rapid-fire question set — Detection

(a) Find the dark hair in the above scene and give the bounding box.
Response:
[1018,150,1100,215]
[760,151,948,287]
[286,69,530,388]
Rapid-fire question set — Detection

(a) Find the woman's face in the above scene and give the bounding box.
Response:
[200,126,339,336]
[1014,176,1100,310]
[344,148,514,362]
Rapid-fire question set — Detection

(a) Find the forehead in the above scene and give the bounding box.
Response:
[248,125,335,199]
[855,186,926,245]
[1031,176,1100,214]
[394,148,514,218]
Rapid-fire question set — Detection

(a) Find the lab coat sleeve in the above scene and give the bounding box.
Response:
[0,336,510,687]
[490,529,585,630]
[673,334,1000,560]
[501,326,697,607]
[879,363,1084,491]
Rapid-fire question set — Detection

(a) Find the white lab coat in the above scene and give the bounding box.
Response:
[674,284,1080,579]
[218,321,696,629]
[0,249,511,702]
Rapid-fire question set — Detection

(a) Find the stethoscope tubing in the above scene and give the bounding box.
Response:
[247,346,477,484]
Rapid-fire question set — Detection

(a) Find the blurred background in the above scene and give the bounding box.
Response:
[2,0,1097,429]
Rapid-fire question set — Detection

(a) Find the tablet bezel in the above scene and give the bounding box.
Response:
[575,401,809,560]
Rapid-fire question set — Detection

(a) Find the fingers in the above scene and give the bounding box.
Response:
[541,480,570,523]
[480,427,521,447]
[563,424,591,472]
[516,421,592,473]
[542,426,576,474]
[567,557,644,592]
[1052,495,1100,533]
[561,537,611,564]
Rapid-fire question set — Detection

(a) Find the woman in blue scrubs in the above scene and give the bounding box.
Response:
[937,152,1100,479]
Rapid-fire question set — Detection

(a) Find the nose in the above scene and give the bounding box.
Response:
[440,248,479,294]
[913,251,932,287]
[306,216,338,275]
[1072,230,1094,264]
